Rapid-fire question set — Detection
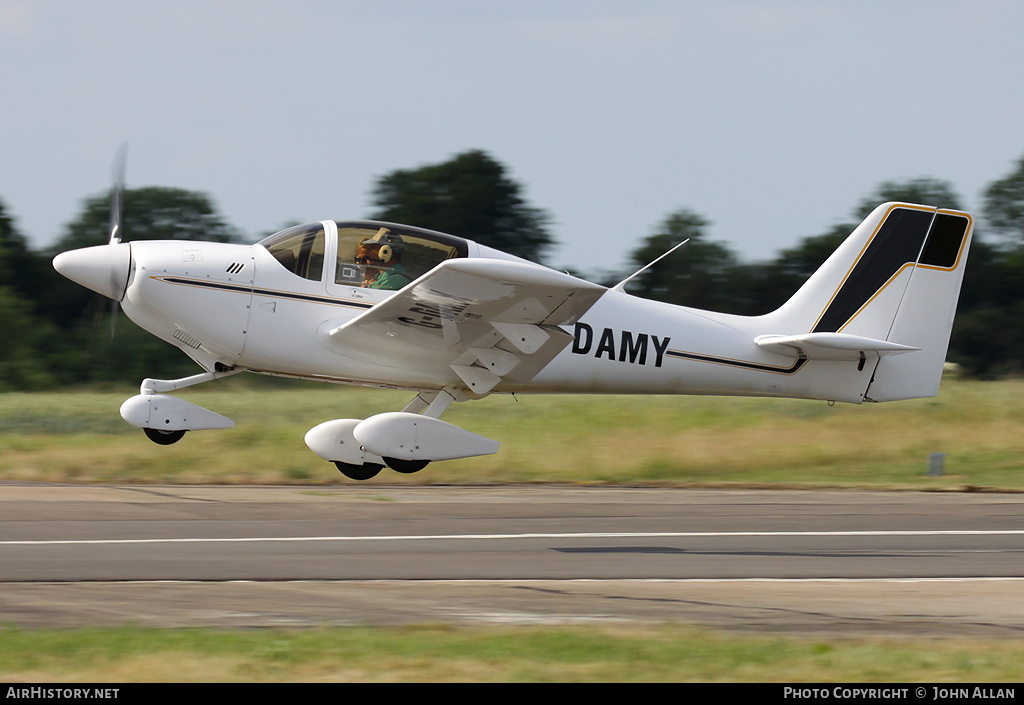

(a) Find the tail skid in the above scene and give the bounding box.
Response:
[762,202,973,402]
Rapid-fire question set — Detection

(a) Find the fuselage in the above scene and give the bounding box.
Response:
[116,219,874,404]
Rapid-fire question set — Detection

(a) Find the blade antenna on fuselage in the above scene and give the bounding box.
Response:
[611,238,689,293]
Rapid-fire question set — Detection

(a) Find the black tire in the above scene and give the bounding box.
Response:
[143,428,186,445]
[334,461,384,481]
[383,457,430,474]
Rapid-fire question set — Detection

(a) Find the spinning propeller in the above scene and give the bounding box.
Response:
[106,144,127,335]
[109,143,125,246]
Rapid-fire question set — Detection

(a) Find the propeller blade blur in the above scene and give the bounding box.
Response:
[109,143,126,245]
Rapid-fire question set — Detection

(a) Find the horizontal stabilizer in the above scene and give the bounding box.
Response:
[755,333,919,361]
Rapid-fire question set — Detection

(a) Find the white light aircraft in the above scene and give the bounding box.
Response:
[52,165,974,480]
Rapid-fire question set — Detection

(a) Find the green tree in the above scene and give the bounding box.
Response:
[854,177,962,219]
[0,197,53,307]
[623,209,745,311]
[51,186,242,252]
[0,199,59,389]
[951,155,1024,374]
[0,286,60,391]
[0,197,26,281]
[736,223,854,315]
[771,224,851,282]
[946,243,1024,377]
[370,150,555,263]
[983,154,1024,244]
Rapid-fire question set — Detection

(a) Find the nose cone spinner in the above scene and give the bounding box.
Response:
[52,243,132,301]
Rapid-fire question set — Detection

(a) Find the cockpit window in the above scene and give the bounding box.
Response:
[258,223,325,281]
[335,223,466,291]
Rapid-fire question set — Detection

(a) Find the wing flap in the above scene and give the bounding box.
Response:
[324,258,606,391]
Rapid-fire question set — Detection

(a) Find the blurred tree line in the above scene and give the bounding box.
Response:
[2,150,1023,390]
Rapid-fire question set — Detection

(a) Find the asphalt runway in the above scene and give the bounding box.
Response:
[1,484,1023,636]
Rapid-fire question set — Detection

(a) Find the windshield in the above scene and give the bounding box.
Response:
[258,223,326,281]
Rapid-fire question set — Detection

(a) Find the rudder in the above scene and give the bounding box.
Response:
[865,208,973,400]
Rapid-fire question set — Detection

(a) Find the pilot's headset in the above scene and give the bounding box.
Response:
[368,227,404,265]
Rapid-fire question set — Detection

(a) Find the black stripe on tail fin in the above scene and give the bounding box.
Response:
[812,206,933,333]
[811,205,970,335]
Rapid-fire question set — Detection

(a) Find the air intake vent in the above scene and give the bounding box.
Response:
[173,327,203,349]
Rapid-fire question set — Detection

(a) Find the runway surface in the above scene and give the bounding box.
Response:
[1,484,1023,636]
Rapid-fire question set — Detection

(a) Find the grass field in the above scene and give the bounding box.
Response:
[2,377,1023,682]
[1,375,1022,489]
[1,624,1023,683]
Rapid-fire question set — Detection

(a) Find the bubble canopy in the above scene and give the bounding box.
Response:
[258,221,469,290]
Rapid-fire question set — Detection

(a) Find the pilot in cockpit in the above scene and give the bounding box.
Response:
[356,228,412,290]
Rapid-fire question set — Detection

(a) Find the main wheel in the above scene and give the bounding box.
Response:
[143,428,186,445]
[383,457,430,474]
[334,461,383,481]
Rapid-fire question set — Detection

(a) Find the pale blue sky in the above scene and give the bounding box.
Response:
[2,1,1022,275]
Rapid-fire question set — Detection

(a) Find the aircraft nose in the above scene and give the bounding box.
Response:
[52,243,132,301]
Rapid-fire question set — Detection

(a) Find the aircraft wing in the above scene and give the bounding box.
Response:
[322,259,606,394]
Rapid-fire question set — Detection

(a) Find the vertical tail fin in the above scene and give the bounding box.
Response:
[766,202,973,401]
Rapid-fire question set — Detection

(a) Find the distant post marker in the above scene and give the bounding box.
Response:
[927,452,946,477]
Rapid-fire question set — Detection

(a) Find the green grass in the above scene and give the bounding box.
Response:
[1,376,1022,488]
[1,624,1022,682]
